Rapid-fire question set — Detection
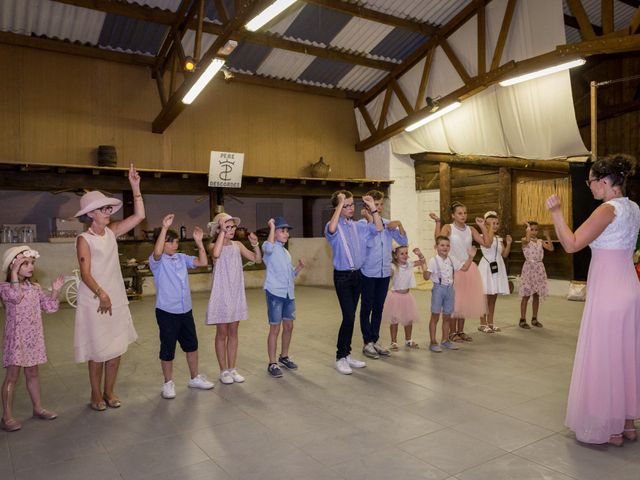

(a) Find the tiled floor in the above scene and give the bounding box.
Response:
[1,287,638,480]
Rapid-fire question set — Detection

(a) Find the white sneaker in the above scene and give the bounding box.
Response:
[229,369,245,383]
[335,357,352,375]
[161,380,176,399]
[219,370,234,385]
[188,374,215,390]
[346,355,366,368]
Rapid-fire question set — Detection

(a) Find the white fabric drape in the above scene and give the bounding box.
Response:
[357,0,588,160]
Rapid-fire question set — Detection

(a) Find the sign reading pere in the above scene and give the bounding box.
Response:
[208,151,245,188]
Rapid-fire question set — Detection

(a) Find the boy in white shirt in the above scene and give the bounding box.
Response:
[423,236,476,352]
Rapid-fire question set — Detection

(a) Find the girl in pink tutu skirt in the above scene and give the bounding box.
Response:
[546,154,640,447]
[430,203,491,340]
[206,213,262,385]
[519,221,554,329]
[1,246,64,432]
[383,245,423,350]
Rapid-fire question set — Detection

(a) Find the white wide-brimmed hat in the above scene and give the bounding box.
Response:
[2,245,37,273]
[74,191,122,217]
[207,213,241,235]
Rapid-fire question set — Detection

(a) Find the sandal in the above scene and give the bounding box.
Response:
[103,394,121,408]
[389,342,399,351]
[623,428,638,441]
[458,332,473,342]
[608,433,624,447]
[519,318,531,329]
[0,417,22,432]
[405,340,420,349]
[449,332,460,342]
[33,409,58,420]
[477,325,493,333]
[89,401,107,412]
[531,317,543,328]
[489,324,501,332]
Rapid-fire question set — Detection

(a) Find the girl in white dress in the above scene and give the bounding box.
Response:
[477,211,512,332]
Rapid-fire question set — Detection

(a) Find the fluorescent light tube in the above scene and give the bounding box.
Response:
[499,58,586,87]
[245,0,297,32]
[182,58,226,104]
[405,102,462,132]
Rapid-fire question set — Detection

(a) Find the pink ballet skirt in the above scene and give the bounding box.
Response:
[565,248,640,444]
[452,262,486,318]
[382,291,419,325]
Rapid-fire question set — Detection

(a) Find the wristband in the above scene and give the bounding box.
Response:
[250,242,259,248]
[370,209,378,214]
[134,193,142,198]
[10,281,19,284]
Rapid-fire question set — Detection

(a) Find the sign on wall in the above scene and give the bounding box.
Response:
[208,151,245,188]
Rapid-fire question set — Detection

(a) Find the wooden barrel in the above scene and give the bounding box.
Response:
[97,145,117,166]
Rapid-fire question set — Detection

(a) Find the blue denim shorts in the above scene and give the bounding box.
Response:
[266,290,296,324]
[431,283,455,315]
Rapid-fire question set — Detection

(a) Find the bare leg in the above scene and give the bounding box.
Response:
[215,324,229,372]
[520,296,529,319]
[441,315,452,343]
[458,317,466,335]
[267,323,281,364]
[532,294,540,318]
[390,324,398,343]
[1,365,21,422]
[281,320,294,358]
[486,294,498,325]
[23,366,43,413]
[429,313,440,344]
[185,351,198,379]
[403,324,413,342]
[103,356,121,402]
[227,321,239,370]
[88,360,104,405]
[161,360,173,383]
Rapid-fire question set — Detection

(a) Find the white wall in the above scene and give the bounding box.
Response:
[417,190,440,259]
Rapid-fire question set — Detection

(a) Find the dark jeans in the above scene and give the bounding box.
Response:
[333,269,362,360]
[360,275,391,344]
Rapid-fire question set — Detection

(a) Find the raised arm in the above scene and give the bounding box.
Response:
[362,195,383,232]
[327,193,345,234]
[153,214,174,261]
[111,164,146,238]
[542,229,555,252]
[545,194,614,253]
[502,235,512,257]
[472,218,493,247]
[267,218,276,243]
[209,216,227,260]
[192,226,208,267]
[460,246,477,272]
[429,212,443,239]
[238,232,262,263]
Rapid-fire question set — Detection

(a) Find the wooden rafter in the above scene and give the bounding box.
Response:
[301,0,439,35]
[441,39,470,83]
[390,78,413,115]
[377,87,393,132]
[491,0,517,71]
[414,48,434,111]
[51,0,396,71]
[566,0,597,40]
[214,0,229,24]
[154,0,196,75]
[601,0,614,35]
[357,105,377,136]
[477,5,486,75]
[564,14,603,36]
[630,8,640,34]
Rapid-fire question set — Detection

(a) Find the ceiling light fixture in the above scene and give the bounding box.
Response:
[183,56,196,72]
[182,58,225,104]
[245,0,297,32]
[499,58,586,87]
[405,102,462,132]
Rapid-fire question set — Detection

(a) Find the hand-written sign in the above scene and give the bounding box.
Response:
[208,151,245,188]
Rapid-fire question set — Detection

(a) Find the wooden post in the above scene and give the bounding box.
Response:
[208,187,224,221]
[498,167,512,236]
[439,162,451,221]
[590,80,597,160]
[302,197,315,238]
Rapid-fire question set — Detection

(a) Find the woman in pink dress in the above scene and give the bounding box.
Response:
[546,154,640,446]
[1,246,64,432]
[206,213,262,385]
[74,164,145,411]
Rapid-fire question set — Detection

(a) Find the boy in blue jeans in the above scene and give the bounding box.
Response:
[423,236,476,353]
[150,214,214,398]
[262,217,304,378]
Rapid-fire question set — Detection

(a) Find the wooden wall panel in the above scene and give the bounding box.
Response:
[0,44,364,178]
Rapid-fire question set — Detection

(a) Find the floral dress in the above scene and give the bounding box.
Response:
[519,239,548,298]
[0,282,59,367]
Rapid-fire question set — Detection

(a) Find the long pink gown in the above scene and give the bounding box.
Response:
[565,197,640,443]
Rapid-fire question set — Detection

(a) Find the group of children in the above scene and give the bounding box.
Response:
[0,190,552,430]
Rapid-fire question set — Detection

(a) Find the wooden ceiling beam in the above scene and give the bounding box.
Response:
[412,153,571,173]
[566,0,597,40]
[0,30,154,67]
[563,14,603,36]
[227,71,360,99]
[51,0,395,71]
[301,0,439,35]
[491,0,517,71]
[601,0,614,35]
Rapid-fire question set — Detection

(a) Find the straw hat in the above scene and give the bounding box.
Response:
[2,245,31,273]
[74,191,122,217]
[207,213,241,235]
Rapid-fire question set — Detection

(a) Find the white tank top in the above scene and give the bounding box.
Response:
[449,223,472,263]
[391,262,416,290]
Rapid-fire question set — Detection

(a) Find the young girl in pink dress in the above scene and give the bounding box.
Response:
[519,221,554,328]
[1,246,64,432]
[383,245,423,350]
[206,213,262,385]
[547,154,640,446]
[430,203,491,340]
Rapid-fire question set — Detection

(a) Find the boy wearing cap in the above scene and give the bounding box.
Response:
[149,214,214,398]
[262,217,304,378]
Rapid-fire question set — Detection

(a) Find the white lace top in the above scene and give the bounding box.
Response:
[589,197,640,250]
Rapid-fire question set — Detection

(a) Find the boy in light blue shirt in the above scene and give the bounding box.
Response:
[262,217,304,378]
[149,214,214,399]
